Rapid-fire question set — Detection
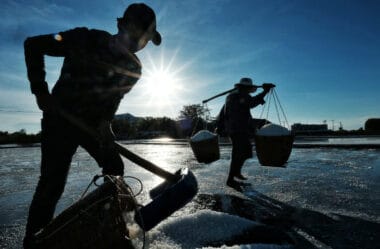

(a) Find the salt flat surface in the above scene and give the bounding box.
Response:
[0,141,379,248]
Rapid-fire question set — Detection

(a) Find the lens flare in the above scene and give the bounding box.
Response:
[54,34,62,42]
[138,48,189,115]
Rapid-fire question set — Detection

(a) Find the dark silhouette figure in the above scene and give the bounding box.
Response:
[23,3,161,248]
[223,78,274,190]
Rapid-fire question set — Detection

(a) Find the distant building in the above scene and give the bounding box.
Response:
[291,123,328,134]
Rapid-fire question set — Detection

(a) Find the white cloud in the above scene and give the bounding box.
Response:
[0,111,41,133]
[0,88,41,132]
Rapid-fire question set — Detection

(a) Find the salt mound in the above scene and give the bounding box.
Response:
[145,210,294,249]
[256,123,291,136]
[191,130,217,142]
[150,210,259,248]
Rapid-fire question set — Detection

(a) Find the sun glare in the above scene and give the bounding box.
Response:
[146,69,178,97]
[139,48,188,114]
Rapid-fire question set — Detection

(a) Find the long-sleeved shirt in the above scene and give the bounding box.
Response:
[224,90,266,134]
[24,27,142,126]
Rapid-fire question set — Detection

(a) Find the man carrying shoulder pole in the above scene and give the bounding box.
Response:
[223,78,275,190]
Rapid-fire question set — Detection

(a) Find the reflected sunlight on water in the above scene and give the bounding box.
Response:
[152,137,174,143]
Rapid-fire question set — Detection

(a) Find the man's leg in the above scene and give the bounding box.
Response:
[232,133,252,179]
[226,153,244,192]
[235,157,248,180]
[91,143,124,176]
[227,152,245,183]
[24,115,77,245]
[227,134,244,188]
[78,130,124,176]
[227,133,252,186]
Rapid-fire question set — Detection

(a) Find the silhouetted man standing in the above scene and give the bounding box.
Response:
[23,3,161,248]
[224,78,274,190]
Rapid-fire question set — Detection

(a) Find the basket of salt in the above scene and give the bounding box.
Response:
[34,176,137,249]
[254,124,294,167]
[190,130,220,163]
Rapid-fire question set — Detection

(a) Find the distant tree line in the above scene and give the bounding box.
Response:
[112,104,214,139]
[365,118,380,133]
[0,129,41,145]
[0,105,212,144]
[112,116,183,139]
[1,107,379,145]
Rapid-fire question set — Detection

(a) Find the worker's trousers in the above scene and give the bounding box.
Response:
[24,112,124,237]
[228,132,253,180]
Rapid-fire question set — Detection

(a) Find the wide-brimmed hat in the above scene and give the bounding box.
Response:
[234,78,257,91]
[121,3,161,45]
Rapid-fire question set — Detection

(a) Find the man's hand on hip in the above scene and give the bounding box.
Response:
[34,92,57,112]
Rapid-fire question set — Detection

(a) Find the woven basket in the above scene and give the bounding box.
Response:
[254,134,294,167]
[34,177,136,249]
[190,133,220,164]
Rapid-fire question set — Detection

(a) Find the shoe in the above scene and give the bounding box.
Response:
[226,180,243,192]
[234,174,248,180]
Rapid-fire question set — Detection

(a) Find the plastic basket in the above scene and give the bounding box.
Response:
[254,134,294,167]
[34,177,136,249]
[190,133,220,164]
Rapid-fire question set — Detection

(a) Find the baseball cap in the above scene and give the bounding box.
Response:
[121,3,161,45]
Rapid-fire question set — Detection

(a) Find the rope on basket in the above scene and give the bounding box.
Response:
[37,175,147,249]
[259,88,290,129]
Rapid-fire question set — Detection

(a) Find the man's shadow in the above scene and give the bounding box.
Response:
[192,190,380,249]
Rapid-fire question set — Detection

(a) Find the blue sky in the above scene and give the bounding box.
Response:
[0,0,379,133]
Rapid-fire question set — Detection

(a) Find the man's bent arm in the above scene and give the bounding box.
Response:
[24,33,68,95]
[249,91,268,108]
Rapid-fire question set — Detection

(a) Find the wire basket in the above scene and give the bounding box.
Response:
[190,131,220,164]
[254,87,294,167]
[254,134,294,167]
[34,176,137,249]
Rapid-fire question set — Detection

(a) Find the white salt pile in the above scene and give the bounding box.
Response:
[191,130,217,142]
[138,210,294,249]
[146,210,257,248]
[256,124,291,136]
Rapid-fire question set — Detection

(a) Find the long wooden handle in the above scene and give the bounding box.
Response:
[58,109,178,181]
[201,85,265,104]
[202,88,235,104]
[114,142,177,181]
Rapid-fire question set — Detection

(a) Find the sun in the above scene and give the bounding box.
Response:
[139,48,187,110]
[144,69,179,99]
